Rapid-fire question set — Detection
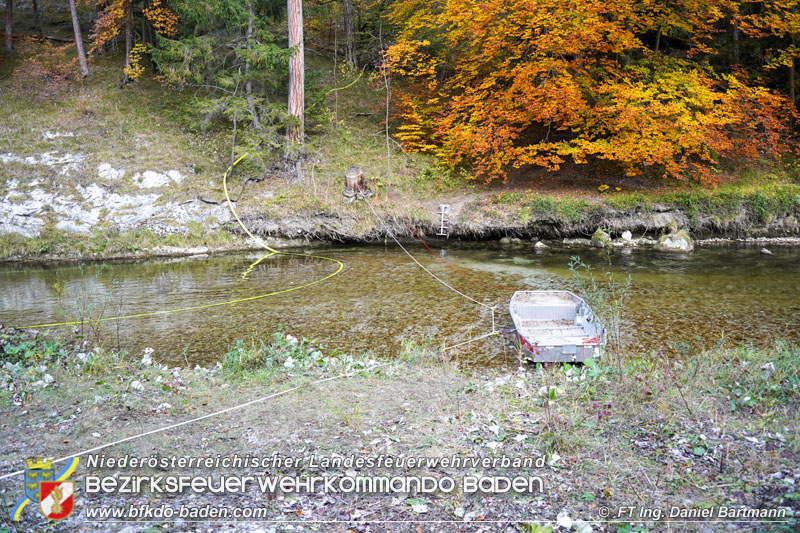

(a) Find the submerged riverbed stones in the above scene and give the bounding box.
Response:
[656,228,695,252]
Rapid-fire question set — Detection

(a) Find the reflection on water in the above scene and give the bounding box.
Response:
[1,244,798,367]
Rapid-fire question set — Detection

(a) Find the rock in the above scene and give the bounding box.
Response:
[761,248,773,255]
[55,220,92,234]
[97,163,125,180]
[167,170,185,183]
[655,229,694,252]
[590,228,611,248]
[509,237,523,244]
[130,380,144,391]
[534,240,549,249]
[500,237,511,245]
[621,230,632,241]
[141,347,153,366]
[562,238,592,247]
[138,171,171,188]
[556,510,573,529]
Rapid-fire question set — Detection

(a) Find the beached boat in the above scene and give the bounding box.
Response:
[509,290,604,363]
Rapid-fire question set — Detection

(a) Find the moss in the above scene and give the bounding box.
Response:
[591,228,612,247]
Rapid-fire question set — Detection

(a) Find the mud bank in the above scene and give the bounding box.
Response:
[237,201,800,244]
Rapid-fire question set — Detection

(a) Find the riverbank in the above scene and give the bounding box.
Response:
[1,328,798,531]
[2,53,800,262]
[2,183,799,262]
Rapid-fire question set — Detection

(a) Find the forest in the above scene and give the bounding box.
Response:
[2,0,798,185]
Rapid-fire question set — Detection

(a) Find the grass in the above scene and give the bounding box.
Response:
[0,223,235,260]
[1,327,798,529]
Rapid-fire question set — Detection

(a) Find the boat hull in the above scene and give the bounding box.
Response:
[510,290,604,363]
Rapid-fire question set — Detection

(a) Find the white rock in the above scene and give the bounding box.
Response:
[534,241,549,249]
[556,510,573,529]
[574,518,593,533]
[621,230,632,241]
[167,170,185,183]
[41,130,74,140]
[411,503,428,514]
[92,432,102,438]
[138,171,171,188]
[284,357,296,369]
[97,163,125,180]
[286,335,299,346]
[130,380,144,391]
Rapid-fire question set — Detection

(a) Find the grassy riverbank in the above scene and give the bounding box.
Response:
[2,53,800,261]
[1,328,797,531]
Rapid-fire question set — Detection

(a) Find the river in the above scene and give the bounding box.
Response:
[1,244,798,366]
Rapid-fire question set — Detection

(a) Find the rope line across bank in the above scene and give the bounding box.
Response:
[0,157,516,490]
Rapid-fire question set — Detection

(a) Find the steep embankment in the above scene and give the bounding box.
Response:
[236,185,800,244]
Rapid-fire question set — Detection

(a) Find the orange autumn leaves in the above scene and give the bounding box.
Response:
[386,0,797,183]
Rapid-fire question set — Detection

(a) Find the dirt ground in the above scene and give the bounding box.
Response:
[1,328,798,532]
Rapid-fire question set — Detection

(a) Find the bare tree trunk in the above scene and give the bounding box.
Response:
[245,0,261,129]
[32,0,42,36]
[69,0,90,78]
[792,36,797,110]
[732,24,740,64]
[341,0,356,68]
[4,0,12,53]
[287,0,304,143]
[654,28,661,52]
[122,0,133,83]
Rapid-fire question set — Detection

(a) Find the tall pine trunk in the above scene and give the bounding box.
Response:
[69,0,90,78]
[287,0,304,143]
[791,35,797,110]
[245,0,260,128]
[341,0,356,68]
[32,0,42,36]
[4,0,12,53]
[122,0,133,83]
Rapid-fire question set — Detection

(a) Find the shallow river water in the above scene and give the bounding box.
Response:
[1,244,798,367]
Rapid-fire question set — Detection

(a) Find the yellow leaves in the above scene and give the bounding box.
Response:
[144,0,179,38]
[386,0,796,183]
[123,43,148,80]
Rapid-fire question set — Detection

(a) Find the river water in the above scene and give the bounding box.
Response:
[1,244,798,367]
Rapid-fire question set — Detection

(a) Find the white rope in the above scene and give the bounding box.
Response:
[365,199,494,311]
[441,331,499,351]
[0,363,391,482]
[0,196,506,484]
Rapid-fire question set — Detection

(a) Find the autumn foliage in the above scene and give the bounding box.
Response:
[387,0,798,183]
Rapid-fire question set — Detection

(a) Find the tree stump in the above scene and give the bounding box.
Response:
[343,166,373,201]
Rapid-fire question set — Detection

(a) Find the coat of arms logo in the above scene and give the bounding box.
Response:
[10,456,79,521]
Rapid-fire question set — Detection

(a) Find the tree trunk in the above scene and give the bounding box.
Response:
[792,36,797,110]
[4,0,12,53]
[69,0,90,78]
[245,0,261,128]
[32,0,42,36]
[341,0,356,68]
[122,0,133,83]
[287,0,304,143]
[732,24,740,65]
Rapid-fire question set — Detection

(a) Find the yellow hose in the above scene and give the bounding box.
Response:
[17,154,345,329]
